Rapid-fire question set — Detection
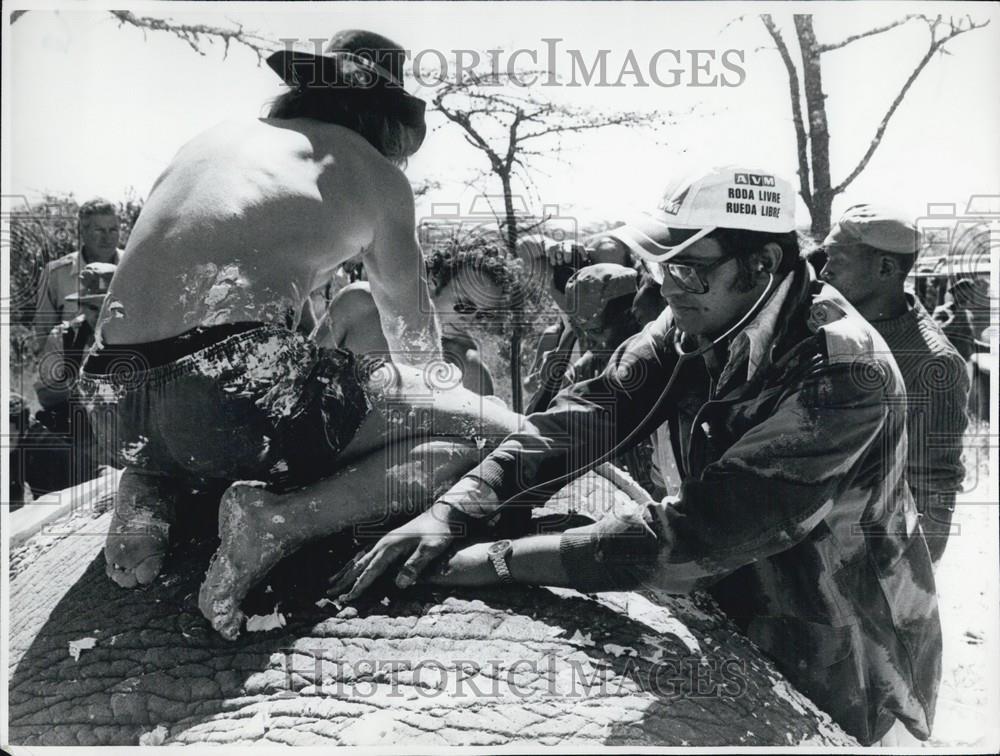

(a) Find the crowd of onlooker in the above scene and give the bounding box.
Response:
[7,197,992,529]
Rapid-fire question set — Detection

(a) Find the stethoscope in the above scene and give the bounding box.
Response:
[507,271,777,506]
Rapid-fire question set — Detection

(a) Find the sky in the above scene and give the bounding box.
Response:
[3,1,999,231]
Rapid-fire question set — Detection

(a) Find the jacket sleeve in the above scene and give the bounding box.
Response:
[557,356,891,594]
[451,319,672,519]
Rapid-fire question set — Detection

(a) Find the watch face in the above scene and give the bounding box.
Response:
[488,539,512,555]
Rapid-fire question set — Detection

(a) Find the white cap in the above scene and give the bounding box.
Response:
[606,166,796,263]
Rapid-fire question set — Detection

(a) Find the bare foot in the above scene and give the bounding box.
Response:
[104,469,179,588]
[198,482,290,640]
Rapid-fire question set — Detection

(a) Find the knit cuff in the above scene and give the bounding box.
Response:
[559,529,620,592]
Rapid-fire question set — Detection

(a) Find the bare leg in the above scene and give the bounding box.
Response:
[338,362,526,462]
[105,468,182,588]
[198,438,484,640]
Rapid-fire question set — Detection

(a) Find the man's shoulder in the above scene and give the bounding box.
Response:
[910,305,969,372]
[805,284,887,366]
[262,117,401,173]
[612,308,672,372]
[891,300,967,364]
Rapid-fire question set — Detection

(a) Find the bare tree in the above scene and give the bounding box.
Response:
[429,70,670,410]
[431,71,669,257]
[759,13,989,237]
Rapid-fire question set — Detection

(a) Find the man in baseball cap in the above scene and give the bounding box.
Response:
[607,165,796,266]
[821,204,968,566]
[603,165,800,339]
[338,165,942,744]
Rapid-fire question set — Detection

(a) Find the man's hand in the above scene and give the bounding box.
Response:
[545,240,590,270]
[328,500,472,602]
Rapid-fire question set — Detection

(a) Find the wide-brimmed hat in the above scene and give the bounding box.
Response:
[66,262,116,305]
[266,30,426,129]
[607,166,796,264]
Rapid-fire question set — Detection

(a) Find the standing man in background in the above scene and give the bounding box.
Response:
[32,198,123,345]
[820,204,969,564]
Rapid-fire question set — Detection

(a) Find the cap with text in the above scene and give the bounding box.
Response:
[607,166,796,264]
[823,204,920,255]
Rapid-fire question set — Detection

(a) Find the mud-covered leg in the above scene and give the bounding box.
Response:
[105,468,183,588]
[337,363,527,463]
[198,438,484,640]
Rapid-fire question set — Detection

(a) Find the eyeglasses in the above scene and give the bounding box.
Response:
[452,298,500,321]
[657,252,738,294]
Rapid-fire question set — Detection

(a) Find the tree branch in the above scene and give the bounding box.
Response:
[108,10,276,64]
[817,16,920,53]
[833,15,990,195]
[760,15,813,208]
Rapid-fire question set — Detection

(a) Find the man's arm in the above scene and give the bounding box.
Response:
[364,170,442,365]
[911,350,970,496]
[434,357,894,593]
[907,350,970,552]
[33,325,72,409]
[31,263,60,348]
[444,318,673,520]
[330,319,674,601]
[554,358,891,594]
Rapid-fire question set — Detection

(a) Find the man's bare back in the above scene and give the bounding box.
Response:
[100,118,440,361]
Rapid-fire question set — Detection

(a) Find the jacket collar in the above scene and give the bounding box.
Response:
[709,260,820,395]
[720,270,796,386]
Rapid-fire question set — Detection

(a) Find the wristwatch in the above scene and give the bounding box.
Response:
[487,539,514,584]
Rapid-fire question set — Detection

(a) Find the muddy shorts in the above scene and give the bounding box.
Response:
[76,323,382,489]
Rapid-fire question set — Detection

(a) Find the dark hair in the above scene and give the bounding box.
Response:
[267,87,421,166]
[426,246,522,306]
[709,228,801,292]
[805,246,829,277]
[78,198,118,223]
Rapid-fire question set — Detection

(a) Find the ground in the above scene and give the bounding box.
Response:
[6,428,997,748]
[926,423,998,749]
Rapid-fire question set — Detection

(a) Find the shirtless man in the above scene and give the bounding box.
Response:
[77,30,524,637]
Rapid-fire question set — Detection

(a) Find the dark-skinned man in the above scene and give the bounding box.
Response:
[820,205,969,565]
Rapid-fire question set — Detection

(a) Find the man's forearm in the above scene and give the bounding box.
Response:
[509,534,571,586]
[438,475,503,520]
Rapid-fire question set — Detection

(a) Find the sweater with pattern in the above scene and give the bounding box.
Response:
[870,294,969,502]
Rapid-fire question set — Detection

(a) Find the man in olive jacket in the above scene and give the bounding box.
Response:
[333,167,942,745]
